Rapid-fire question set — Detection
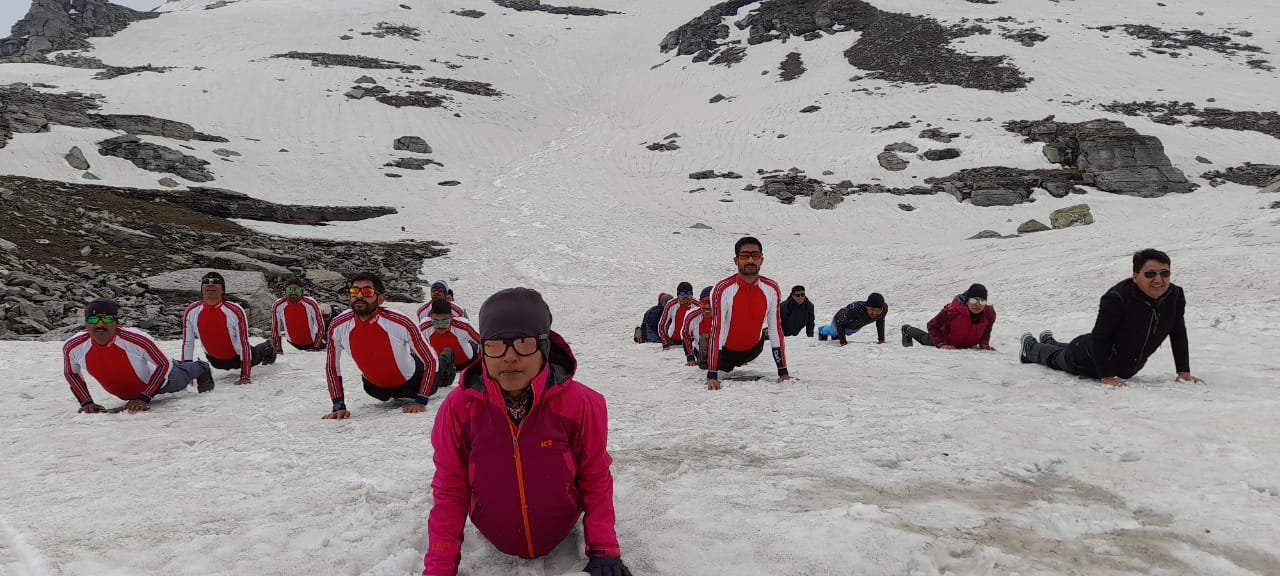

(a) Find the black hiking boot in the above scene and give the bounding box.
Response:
[1039,330,1058,346]
[262,346,278,366]
[901,325,913,348]
[1020,333,1036,364]
[195,360,215,393]
[818,331,828,342]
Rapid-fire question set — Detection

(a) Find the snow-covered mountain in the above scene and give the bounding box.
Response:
[1,0,1278,574]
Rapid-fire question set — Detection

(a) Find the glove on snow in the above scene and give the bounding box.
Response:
[583,556,632,576]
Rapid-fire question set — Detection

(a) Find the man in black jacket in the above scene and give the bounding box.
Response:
[779,285,815,338]
[1020,249,1203,387]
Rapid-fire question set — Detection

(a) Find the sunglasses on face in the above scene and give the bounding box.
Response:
[677,291,694,297]
[348,287,379,297]
[86,315,118,325]
[482,335,547,358]
[967,298,988,306]
[285,287,303,294]
[201,279,223,285]
[1142,270,1171,279]
[430,318,452,326]
[736,251,763,261]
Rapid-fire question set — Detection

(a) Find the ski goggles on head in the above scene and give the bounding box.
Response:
[85,314,118,325]
[285,287,304,294]
[967,297,988,306]
[482,335,547,358]
[1142,270,1171,279]
[430,318,452,327]
[348,286,379,297]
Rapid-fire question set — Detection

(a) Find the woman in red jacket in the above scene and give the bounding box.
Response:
[901,283,998,351]
[424,288,632,576]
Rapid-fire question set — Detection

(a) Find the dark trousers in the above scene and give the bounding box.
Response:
[903,325,933,347]
[208,342,275,370]
[1026,339,1079,374]
[717,337,766,373]
[361,354,457,399]
[288,340,325,352]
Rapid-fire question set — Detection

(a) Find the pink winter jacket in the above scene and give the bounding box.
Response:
[926,296,997,349]
[423,332,621,576]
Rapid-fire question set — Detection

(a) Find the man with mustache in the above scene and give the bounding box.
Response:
[1021,249,1203,387]
[705,236,790,390]
[417,280,468,323]
[323,272,440,419]
[180,271,275,386]
[270,278,327,353]
[64,299,214,413]
[681,286,713,369]
[658,281,697,351]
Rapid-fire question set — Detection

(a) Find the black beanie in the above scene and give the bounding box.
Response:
[965,283,988,300]
[479,287,552,339]
[866,292,886,309]
[676,281,693,294]
[85,299,119,318]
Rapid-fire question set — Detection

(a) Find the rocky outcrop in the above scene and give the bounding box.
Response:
[394,136,432,154]
[877,152,909,171]
[109,185,399,225]
[1100,101,1280,141]
[923,148,961,161]
[1004,117,1194,197]
[97,135,215,182]
[1200,164,1280,188]
[0,175,445,340]
[64,146,90,170]
[1017,219,1050,233]
[272,51,422,72]
[492,0,620,16]
[0,83,226,150]
[660,0,1029,92]
[0,0,159,60]
[1050,204,1094,229]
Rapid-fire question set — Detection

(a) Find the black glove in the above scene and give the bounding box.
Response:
[583,556,632,576]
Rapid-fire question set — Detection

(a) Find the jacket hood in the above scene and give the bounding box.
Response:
[460,330,578,404]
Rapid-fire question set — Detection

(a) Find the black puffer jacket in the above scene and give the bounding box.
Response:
[1066,279,1190,379]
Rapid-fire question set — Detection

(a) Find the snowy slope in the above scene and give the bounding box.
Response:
[2,0,1280,574]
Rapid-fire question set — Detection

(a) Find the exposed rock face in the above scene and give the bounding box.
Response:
[809,187,844,209]
[0,83,226,150]
[0,0,159,60]
[64,146,90,170]
[923,148,961,161]
[660,0,1030,92]
[492,0,620,16]
[1100,101,1280,141]
[968,230,1004,240]
[970,189,1024,207]
[884,142,918,153]
[421,77,503,97]
[451,9,485,18]
[1004,117,1193,197]
[110,185,399,225]
[394,136,432,154]
[1017,219,1050,233]
[1050,204,1095,229]
[877,151,909,171]
[1201,164,1280,188]
[97,135,215,182]
[271,52,422,72]
[0,175,445,340]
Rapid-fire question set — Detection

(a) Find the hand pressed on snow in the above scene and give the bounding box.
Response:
[1176,372,1204,384]
[939,344,957,350]
[403,403,426,413]
[583,556,632,576]
[777,374,791,383]
[79,403,105,414]
[323,409,351,420]
[123,399,151,413]
[1100,376,1126,388]
[235,377,252,385]
[706,379,720,390]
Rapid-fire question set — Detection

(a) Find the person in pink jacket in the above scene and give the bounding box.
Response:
[424,288,632,576]
[901,283,998,350]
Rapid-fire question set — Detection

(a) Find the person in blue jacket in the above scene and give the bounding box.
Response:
[633,293,673,343]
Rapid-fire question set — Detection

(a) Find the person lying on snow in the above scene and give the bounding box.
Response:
[901,283,997,351]
[424,288,632,576]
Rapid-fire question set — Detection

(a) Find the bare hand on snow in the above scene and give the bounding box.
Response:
[323,409,352,420]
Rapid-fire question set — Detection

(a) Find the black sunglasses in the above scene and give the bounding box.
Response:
[1142,270,1171,279]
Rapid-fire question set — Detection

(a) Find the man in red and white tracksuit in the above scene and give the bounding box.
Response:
[181,271,275,386]
[681,286,713,368]
[64,299,213,413]
[420,299,480,387]
[658,281,697,351]
[706,236,789,390]
[323,272,440,419]
[271,278,326,353]
[417,280,468,323]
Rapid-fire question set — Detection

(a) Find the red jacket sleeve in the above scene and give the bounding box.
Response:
[926,305,953,347]
[424,391,471,576]
[574,388,621,557]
